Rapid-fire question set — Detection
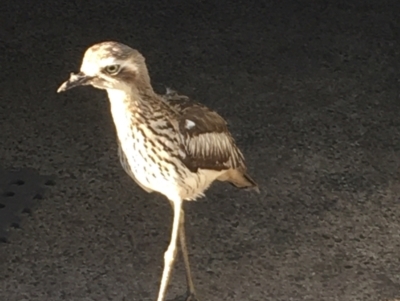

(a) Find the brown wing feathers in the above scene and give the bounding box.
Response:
[162,90,259,192]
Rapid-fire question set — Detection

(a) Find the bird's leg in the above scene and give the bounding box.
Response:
[157,199,183,301]
[178,210,197,301]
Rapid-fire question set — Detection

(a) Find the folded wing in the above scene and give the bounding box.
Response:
[162,89,259,192]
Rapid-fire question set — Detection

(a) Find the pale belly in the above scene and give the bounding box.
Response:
[118,134,223,202]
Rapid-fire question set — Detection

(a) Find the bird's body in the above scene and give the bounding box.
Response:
[58,41,258,301]
[115,87,256,202]
[113,88,223,201]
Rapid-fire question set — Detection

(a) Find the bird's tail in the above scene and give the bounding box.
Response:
[218,169,260,193]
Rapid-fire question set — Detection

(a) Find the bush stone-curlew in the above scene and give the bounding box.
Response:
[57,41,258,301]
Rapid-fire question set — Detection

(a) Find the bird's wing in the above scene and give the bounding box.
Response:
[162,89,246,173]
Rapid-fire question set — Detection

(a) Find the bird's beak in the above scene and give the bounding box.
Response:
[57,72,93,93]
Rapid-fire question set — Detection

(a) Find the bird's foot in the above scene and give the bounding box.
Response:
[184,293,198,301]
[167,292,198,301]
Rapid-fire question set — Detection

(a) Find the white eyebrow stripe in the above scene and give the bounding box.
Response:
[100,57,118,67]
[80,58,135,76]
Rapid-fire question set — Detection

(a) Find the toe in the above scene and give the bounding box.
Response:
[185,293,198,301]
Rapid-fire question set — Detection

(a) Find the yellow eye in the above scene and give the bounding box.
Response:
[104,64,120,74]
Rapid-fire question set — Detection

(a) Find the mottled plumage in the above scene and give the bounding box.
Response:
[57,41,258,301]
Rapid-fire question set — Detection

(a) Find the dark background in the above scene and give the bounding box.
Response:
[1,0,400,300]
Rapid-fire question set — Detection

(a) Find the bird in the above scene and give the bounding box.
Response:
[57,41,259,301]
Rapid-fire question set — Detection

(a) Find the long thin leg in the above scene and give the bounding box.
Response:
[157,199,183,301]
[179,210,197,300]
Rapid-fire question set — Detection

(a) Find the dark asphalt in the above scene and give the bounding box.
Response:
[1,1,400,300]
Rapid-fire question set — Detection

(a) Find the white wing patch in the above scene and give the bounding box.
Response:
[185,119,196,130]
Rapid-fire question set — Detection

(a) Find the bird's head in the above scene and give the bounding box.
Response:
[57,41,151,93]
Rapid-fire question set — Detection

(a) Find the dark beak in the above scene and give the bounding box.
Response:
[57,72,93,93]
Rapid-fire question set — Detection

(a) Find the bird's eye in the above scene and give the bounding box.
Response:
[104,64,120,75]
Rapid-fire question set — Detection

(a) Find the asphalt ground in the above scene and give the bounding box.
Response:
[1,1,400,300]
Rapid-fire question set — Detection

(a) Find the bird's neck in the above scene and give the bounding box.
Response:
[106,86,162,126]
